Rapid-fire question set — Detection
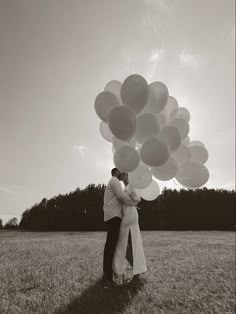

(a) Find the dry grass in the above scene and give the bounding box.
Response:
[0,230,235,314]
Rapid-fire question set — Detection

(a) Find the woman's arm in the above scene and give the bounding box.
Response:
[129,186,141,204]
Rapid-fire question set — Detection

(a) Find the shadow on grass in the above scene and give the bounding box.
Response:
[54,279,144,314]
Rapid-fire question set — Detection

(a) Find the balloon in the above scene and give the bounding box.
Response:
[136,179,160,201]
[175,161,209,188]
[145,82,169,114]
[189,140,205,147]
[183,136,190,146]
[113,145,140,172]
[99,121,113,142]
[158,125,182,152]
[169,118,190,139]
[162,96,178,120]
[189,145,209,164]
[152,157,178,181]
[112,136,136,151]
[108,107,136,141]
[172,144,191,167]
[121,74,149,114]
[134,113,160,144]
[129,164,152,189]
[140,138,170,167]
[95,91,120,122]
[156,113,167,129]
[104,80,122,104]
[176,107,190,122]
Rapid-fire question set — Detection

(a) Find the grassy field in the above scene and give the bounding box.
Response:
[0,231,234,314]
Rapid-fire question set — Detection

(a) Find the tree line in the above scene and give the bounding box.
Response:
[1,185,233,231]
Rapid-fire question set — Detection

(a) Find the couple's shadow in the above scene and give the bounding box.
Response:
[54,278,144,314]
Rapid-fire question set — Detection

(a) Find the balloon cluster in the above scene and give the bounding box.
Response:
[95,74,209,201]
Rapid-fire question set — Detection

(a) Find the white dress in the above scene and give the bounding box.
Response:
[112,184,147,276]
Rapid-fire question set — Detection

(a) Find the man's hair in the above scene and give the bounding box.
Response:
[111,168,119,176]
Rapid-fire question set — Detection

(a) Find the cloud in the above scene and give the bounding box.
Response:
[146,48,165,81]
[72,145,88,158]
[178,49,199,69]
[0,185,33,197]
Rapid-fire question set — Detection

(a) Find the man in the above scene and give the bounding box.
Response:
[102,168,134,287]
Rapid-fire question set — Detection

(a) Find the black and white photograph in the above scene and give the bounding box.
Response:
[0,0,235,313]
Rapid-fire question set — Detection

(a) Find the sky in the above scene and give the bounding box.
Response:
[0,0,235,224]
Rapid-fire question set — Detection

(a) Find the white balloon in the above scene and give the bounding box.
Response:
[162,96,178,120]
[129,164,152,189]
[134,113,160,144]
[108,107,136,141]
[156,113,167,129]
[189,145,209,164]
[176,161,209,188]
[104,80,122,104]
[121,74,149,114]
[99,121,113,142]
[169,118,190,139]
[113,145,140,172]
[152,157,178,181]
[136,179,160,201]
[183,136,190,146]
[95,91,120,122]
[140,138,170,167]
[172,144,191,167]
[145,82,169,114]
[112,136,136,151]
[189,140,205,147]
[158,125,182,152]
[176,107,190,122]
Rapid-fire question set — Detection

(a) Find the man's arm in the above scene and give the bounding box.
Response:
[111,179,135,206]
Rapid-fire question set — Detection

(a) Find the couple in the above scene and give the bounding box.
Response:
[102,168,147,288]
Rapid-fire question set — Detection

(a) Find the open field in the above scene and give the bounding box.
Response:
[0,231,235,314]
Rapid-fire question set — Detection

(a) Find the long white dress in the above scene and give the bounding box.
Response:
[112,184,147,276]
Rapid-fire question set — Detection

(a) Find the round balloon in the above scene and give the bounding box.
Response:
[169,118,190,139]
[134,113,160,144]
[145,82,169,114]
[113,145,140,172]
[152,157,178,181]
[95,91,120,122]
[172,144,191,167]
[156,113,167,129]
[136,179,160,201]
[175,161,209,188]
[183,136,190,146]
[158,125,182,152]
[189,140,205,147]
[104,80,122,104]
[99,121,113,142]
[176,107,190,122]
[189,145,208,164]
[129,164,152,189]
[108,106,136,141]
[140,138,170,167]
[162,96,178,121]
[112,136,136,151]
[121,74,149,114]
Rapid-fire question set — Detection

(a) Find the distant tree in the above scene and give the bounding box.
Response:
[0,218,3,229]
[19,185,235,231]
[4,217,18,229]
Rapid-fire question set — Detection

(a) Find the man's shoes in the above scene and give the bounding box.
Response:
[103,279,118,289]
[102,274,118,288]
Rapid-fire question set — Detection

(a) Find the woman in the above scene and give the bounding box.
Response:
[112,172,147,282]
